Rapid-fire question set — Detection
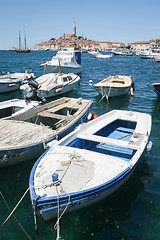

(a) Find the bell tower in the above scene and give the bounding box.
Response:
[73,21,76,36]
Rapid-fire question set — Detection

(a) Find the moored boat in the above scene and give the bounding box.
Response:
[0,97,93,168]
[139,51,154,59]
[95,53,113,58]
[0,98,41,119]
[29,110,152,223]
[0,72,35,93]
[41,48,82,74]
[94,75,134,99]
[20,72,80,99]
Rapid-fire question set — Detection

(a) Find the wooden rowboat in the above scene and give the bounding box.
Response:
[29,110,152,223]
[0,97,93,168]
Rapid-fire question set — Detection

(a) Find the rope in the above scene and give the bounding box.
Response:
[52,154,75,240]
[54,186,60,240]
[0,189,32,240]
[54,186,71,240]
[98,86,111,105]
[0,188,30,229]
[0,191,32,240]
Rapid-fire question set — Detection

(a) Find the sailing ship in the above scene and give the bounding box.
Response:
[16,31,31,53]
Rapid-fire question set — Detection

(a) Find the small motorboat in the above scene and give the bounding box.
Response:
[29,110,152,223]
[94,75,134,99]
[95,53,113,58]
[139,51,154,59]
[0,97,93,168]
[41,49,83,74]
[0,71,35,93]
[152,83,160,96]
[20,72,80,99]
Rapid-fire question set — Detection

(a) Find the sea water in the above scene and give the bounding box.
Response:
[0,50,160,240]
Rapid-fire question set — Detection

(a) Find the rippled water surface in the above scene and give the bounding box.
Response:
[0,50,160,240]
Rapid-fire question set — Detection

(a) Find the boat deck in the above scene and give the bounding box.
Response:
[94,75,132,88]
[0,119,55,149]
[34,145,131,198]
[33,110,151,198]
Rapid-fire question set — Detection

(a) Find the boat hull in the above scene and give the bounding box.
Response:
[94,85,131,97]
[38,81,79,98]
[34,165,135,222]
[0,74,34,93]
[0,82,23,93]
[0,98,93,168]
[43,64,83,74]
[29,110,151,223]
[0,142,50,168]
[0,99,39,119]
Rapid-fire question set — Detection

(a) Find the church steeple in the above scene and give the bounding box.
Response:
[73,21,76,36]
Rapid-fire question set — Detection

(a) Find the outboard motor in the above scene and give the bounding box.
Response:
[28,79,39,90]
[22,80,45,103]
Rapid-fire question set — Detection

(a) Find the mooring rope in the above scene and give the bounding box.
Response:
[0,188,30,229]
[0,189,32,240]
[54,185,71,240]
[98,86,111,104]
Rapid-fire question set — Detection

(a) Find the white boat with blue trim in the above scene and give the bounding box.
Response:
[0,71,35,93]
[0,97,93,168]
[41,49,82,74]
[29,109,152,223]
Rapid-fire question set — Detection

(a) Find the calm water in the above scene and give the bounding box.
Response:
[0,50,160,240]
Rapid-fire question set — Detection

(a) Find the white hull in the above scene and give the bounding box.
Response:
[40,169,132,221]
[96,54,113,59]
[42,64,83,74]
[41,49,82,74]
[20,72,80,99]
[30,110,151,222]
[95,85,131,97]
[38,81,79,98]
[139,53,154,59]
[94,75,133,98]
[0,99,40,119]
[0,73,34,93]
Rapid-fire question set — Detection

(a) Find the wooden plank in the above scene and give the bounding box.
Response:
[78,133,140,150]
[0,119,54,148]
[37,111,72,120]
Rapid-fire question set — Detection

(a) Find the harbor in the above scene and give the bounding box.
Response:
[0,49,160,240]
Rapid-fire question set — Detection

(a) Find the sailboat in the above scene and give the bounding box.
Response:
[16,31,31,53]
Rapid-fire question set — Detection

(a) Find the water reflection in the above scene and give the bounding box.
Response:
[55,158,151,240]
[94,94,134,111]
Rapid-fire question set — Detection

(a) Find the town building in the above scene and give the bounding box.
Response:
[130,39,160,53]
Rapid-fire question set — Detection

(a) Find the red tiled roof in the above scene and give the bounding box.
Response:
[99,41,112,43]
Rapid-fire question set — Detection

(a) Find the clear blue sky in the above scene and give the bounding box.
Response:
[0,0,160,49]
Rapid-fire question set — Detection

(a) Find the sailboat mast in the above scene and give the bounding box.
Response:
[24,31,26,50]
[19,30,21,50]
